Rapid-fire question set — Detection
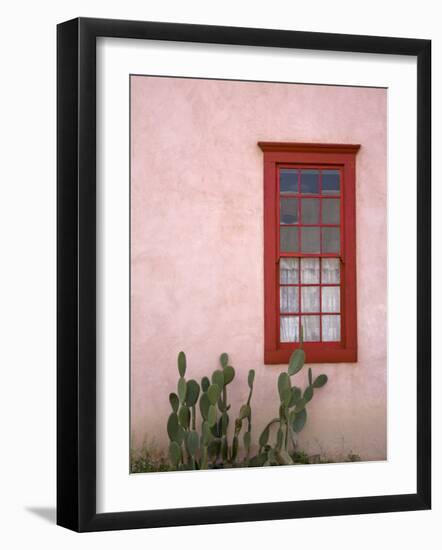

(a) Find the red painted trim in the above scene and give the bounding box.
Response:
[258,142,361,154]
[261,142,359,365]
[263,159,278,354]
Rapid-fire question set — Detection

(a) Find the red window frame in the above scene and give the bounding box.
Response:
[259,142,360,364]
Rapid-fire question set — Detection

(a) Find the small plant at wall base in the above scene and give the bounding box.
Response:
[165,341,328,471]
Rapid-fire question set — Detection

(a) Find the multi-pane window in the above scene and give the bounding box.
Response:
[259,142,359,364]
[278,168,342,344]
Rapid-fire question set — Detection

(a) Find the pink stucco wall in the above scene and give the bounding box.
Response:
[130,76,387,461]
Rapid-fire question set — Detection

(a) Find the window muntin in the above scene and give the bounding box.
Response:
[278,168,342,344]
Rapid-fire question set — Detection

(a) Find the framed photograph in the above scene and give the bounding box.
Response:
[57,17,431,532]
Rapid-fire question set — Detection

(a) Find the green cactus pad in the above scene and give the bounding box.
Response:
[199,392,210,420]
[294,397,306,412]
[201,376,210,393]
[278,372,291,401]
[217,397,227,412]
[201,421,212,445]
[186,430,200,457]
[243,431,251,449]
[177,377,187,403]
[178,405,190,429]
[313,374,328,388]
[282,387,292,408]
[167,412,179,441]
[220,352,229,368]
[303,385,314,403]
[289,409,296,426]
[208,404,217,427]
[239,404,251,419]
[177,351,186,377]
[248,369,255,389]
[289,386,302,407]
[259,425,270,448]
[288,348,305,376]
[175,425,185,445]
[223,365,235,385]
[211,370,225,390]
[207,383,221,405]
[185,379,200,407]
[169,392,179,413]
[308,367,313,386]
[292,408,307,432]
[221,412,229,435]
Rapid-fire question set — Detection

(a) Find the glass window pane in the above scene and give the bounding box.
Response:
[300,170,319,194]
[322,286,340,313]
[322,198,340,224]
[321,258,340,284]
[280,287,299,313]
[322,170,340,195]
[300,258,320,284]
[280,169,298,194]
[322,315,341,342]
[280,258,299,284]
[280,198,298,224]
[280,227,298,252]
[301,198,320,224]
[301,227,320,253]
[322,227,340,253]
[301,287,320,313]
[280,316,299,342]
[301,316,320,342]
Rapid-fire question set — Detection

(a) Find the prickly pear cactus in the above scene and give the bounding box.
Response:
[254,340,328,465]
[166,348,327,471]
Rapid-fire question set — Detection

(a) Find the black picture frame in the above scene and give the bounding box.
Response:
[57,17,431,532]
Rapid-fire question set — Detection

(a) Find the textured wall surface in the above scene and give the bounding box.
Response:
[130,76,387,462]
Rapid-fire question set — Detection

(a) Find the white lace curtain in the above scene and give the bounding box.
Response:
[279,258,341,342]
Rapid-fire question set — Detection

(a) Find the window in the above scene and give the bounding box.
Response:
[259,142,360,364]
